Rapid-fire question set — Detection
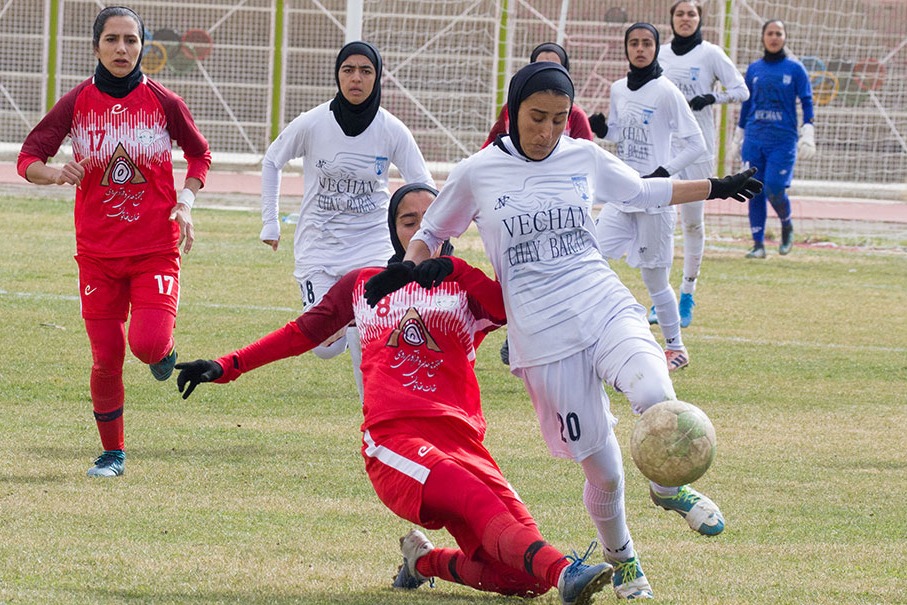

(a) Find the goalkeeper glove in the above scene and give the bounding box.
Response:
[175,359,223,399]
[413,257,454,288]
[364,261,416,307]
[688,94,716,111]
[642,166,671,179]
[707,167,763,202]
[588,112,609,138]
[732,127,745,161]
[797,123,816,161]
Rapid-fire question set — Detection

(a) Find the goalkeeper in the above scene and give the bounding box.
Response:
[736,19,815,258]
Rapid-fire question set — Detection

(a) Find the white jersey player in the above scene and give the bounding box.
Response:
[596,22,706,371]
[659,0,750,326]
[259,41,434,399]
[366,62,761,599]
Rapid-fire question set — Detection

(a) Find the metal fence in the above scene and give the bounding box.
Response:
[2,0,906,193]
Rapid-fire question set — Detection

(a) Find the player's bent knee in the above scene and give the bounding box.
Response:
[617,352,676,416]
[128,335,171,364]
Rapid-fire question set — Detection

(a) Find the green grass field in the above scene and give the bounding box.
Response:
[1,189,906,604]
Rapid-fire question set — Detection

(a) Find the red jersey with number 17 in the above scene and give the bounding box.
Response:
[18,76,211,258]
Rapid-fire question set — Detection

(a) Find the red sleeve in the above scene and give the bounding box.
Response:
[215,321,319,382]
[147,79,212,187]
[213,269,361,382]
[446,257,506,323]
[17,80,90,179]
[568,104,594,141]
[481,106,509,149]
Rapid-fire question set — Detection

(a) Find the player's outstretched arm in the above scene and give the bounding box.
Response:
[706,167,763,202]
[669,167,762,205]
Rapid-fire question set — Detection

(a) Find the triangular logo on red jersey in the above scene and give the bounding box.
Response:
[100,142,147,186]
[386,307,441,352]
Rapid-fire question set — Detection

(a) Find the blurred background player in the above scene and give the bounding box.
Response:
[594,23,706,372]
[16,6,210,477]
[482,42,593,149]
[175,185,612,605]
[259,41,434,400]
[366,61,761,599]
[658,0,750,327]
[735,19,815,258]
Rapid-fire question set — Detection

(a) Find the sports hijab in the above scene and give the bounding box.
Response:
[669,1,704,56]
[330,41,383,137]
[625,22,663,91]
[529,42,570,72]
[92,6,145,98]
[387,184,453,262]
[505,62,574,161]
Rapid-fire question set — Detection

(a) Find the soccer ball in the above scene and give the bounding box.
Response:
[630,400,716,487]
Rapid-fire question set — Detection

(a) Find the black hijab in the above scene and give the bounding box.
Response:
[504,62,574,161]
[530,42,570,72]
[387,184,453,263]
[330,41,383,137]
[94,60,144,98]
[625,23,663,91]
[669,6,703,56]
[92,6,145,98]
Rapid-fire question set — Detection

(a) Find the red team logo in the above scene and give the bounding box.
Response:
[386,308,441,352]
[101,143,147,186]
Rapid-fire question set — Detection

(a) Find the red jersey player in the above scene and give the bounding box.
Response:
[17,6,211,477]
[174,185,612,605]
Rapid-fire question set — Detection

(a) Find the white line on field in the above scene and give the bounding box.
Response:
[695,334,906,354]
[0,288,297,313]
[4,288,904,353]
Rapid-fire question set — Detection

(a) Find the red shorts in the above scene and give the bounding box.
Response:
[363,416,524,556]
[75,251,180,320]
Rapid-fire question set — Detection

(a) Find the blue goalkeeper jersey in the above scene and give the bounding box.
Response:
[738,56,813,144]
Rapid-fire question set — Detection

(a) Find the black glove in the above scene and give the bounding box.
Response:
[688,94,716,111]
[707,167,763,202]
[364,261,415,307]
[175,359,223,400]
[499,337,510,365]
[413,257,454,288]
[588,112,608,138]
[642,166,670,179]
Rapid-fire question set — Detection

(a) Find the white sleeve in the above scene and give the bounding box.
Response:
[260,113,309,232]
[663,89,706,175]
[390,119,435,188]
[604,83,621,143]
[413,159,477,250]
[620,177,673,210]
[664,131,706,175]
[591,145,643,203]
[711,47,750,104]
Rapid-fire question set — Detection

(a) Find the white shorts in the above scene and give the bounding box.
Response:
[513,304,667,461]
[297,269,348,354]
[296,269,342,311]
[597,204,676,269]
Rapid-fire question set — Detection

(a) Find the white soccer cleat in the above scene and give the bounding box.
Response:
[609,556,654,600]
[650,485,725,536]
[392,529,434,589]
[665,348,689,371]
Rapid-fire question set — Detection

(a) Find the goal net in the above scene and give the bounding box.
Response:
[732,0,907,193]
